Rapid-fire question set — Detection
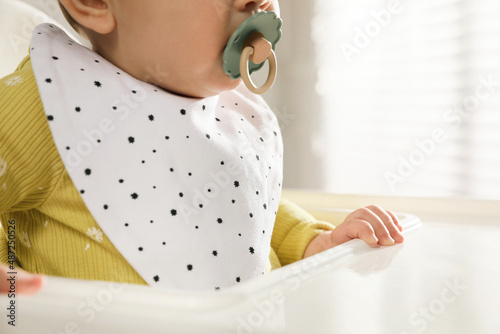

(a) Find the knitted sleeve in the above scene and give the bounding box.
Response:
[0,56,64,213]
[271,198,335,266]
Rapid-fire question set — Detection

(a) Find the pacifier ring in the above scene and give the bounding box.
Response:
[222,11,282,94]
[240,46,277,95]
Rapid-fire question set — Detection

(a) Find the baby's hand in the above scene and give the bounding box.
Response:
[0,264,44,295]
[303,205,404,258]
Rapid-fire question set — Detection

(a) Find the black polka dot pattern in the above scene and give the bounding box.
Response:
[31,23,283,290]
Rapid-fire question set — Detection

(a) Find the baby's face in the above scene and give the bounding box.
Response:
[103,0,279,98]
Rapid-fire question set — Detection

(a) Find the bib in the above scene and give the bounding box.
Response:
[30,24,283,290]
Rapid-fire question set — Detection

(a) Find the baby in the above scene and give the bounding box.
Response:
[0,0,404,293]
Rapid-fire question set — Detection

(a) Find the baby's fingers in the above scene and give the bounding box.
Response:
[14,271,45,295]
[0,266,44,295]
[348,208,394,246]
[387,210,403,232]
[366,205,404,244]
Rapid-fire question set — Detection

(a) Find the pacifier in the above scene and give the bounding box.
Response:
[223,11,283,95]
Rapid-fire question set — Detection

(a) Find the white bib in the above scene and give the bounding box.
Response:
[30,24,283,290]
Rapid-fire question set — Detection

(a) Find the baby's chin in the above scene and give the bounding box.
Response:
[150,69,242,98]
[208,76,243,96]
[183,76,242,98]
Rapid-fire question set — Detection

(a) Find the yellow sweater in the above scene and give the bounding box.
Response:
[0,56,334,286]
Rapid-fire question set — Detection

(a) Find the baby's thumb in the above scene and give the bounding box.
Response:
[345,219,378,245]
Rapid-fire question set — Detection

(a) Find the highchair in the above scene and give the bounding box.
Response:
[1,1,499,333]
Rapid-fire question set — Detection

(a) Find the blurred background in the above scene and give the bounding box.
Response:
[4,0,500,200]
[270,0,500,200]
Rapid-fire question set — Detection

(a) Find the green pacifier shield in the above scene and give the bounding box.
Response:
[223,11,282,80]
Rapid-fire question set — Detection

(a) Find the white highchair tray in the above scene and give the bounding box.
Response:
[2,205,500,334]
